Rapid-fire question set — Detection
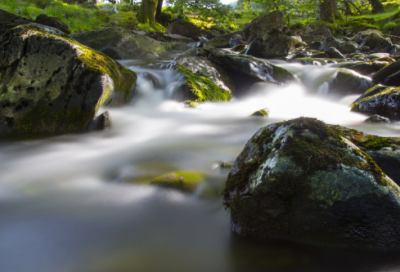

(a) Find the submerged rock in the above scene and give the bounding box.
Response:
[351,86,400,120]
[71,27,190,60]
[201,48,296,96]
[223,117,400,249]
[0,25,136,137]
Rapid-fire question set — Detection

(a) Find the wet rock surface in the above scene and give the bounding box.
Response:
[329,69,376,96]
[0,25,136,137]
[223,117,400,249]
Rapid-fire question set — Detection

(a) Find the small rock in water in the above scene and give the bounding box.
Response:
[86,111,112,132]
[223,117,400,249]
[364,114,390,124]
[251,108,269,117]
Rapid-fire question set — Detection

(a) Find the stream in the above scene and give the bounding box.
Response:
[1,58,400,272]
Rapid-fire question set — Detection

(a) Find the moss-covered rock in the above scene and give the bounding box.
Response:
[173,65,231,103]
[339,41,358,54]
[372,60,400,86]
[231,44,248,52]
[201,48,296,96]
[223,117,400,249]
[0,25,136,137]
[71,27,190,60]
[150,171,204,192]
[251,108,269,117]
[338,61,389,76]
[329,69,376,96]
[351,86,400,120]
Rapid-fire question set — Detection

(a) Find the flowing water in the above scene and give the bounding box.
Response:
[1,59,400,272]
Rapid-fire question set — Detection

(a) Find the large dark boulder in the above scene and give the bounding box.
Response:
[246,32,292,59]
[0,24,136,137]
[165,19,202,40]
[0,9,33,37]
[329,69,376,96]
[242,11,284,43]
[223,117,400,249]
[35,14,70,34]
[71,27,190,60]
[351,86,400,120]
[372,60,400,86]
[200,48,296,96]
[301,26,332,44]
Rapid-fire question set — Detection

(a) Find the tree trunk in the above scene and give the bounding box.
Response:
[138,0,158,24]
[343,1,354,16]
[319,0,339,23]
[369,0,385,14]
[155,0,163,22]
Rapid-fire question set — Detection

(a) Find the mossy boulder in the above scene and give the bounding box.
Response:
[165,19,202,40]
[0,25,136,137]
[362,33,393,53]
[171,51,235,95]
[372,60,400,86]
[150,171,204,192]
[246,33,293,59]
[173,65,231,103]
[201,48,296,96]
[329,69,376,96]
[223,117,400,249]
[71,27,190,60]
[351,86,400,120]
[251,108,269,117]
[242,11,284,43]
[339,41,358,54]
[109,11,138,30]
[338,61,389,76]
[0,9,33,37]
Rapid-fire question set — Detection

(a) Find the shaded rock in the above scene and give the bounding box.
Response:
[325,47,344,59]
[391,26,400,37]
[204,37,230,49]
[242,11,284,43]
[246,34,292,59]
[311,52,329,58]
[171,51,235,94]
[0,9,33,37]
[35,14,70,34]
[352,84,387,105]
[86,111,112,132]
[339,41,358,54]
[172,65,231,102]
[301,26,332,44]
[223,117,400,249]
[231,44,248,52]
[229,34,246,47]
[156,12,172,27]
[166,19,202,40]
[351,86,400,120]
[251,108,269,117]
[321,36,341,51]
[145,31,194,43]
[309,41,323,50]
[372,60,400,86]
[360,45,370,53]
[71,27,190,60]
[0,25,136,137]
[329,69,376,96]
[362,33,393,53]
[201,48,296,96]
[338,62,389,76]
[353,29,383,44]
[364,114,390,124]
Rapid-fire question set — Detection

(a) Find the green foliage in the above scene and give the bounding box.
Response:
[109,11,137,29]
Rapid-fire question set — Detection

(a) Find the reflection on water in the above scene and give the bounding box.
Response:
[1,60,400,272]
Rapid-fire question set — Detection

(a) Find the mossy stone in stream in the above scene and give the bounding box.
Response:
[150,171,204,192]
[173,65,231,103]
[251,109,269,117]
[223,117,400,249]
[0,25,136,137]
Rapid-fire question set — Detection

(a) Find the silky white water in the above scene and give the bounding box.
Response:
[1,60,400,272]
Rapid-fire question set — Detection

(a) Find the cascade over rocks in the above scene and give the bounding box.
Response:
[71,27,190,60]
[329,69,376,95]
[166,19,202,40]
[223,117,400,249]
[35,14,70,34]
[0,9,33,37]
[242,11,284,43]
[246,32,293,59]
[0,25,136,137]
[200,48,296,96]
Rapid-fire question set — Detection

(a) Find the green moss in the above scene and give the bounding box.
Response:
[109,11,138,30]
[176,65,231,103]
[251,109,269,117]
[150,171,204,192]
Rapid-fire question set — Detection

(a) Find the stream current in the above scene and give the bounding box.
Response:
[1,59,400,272]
